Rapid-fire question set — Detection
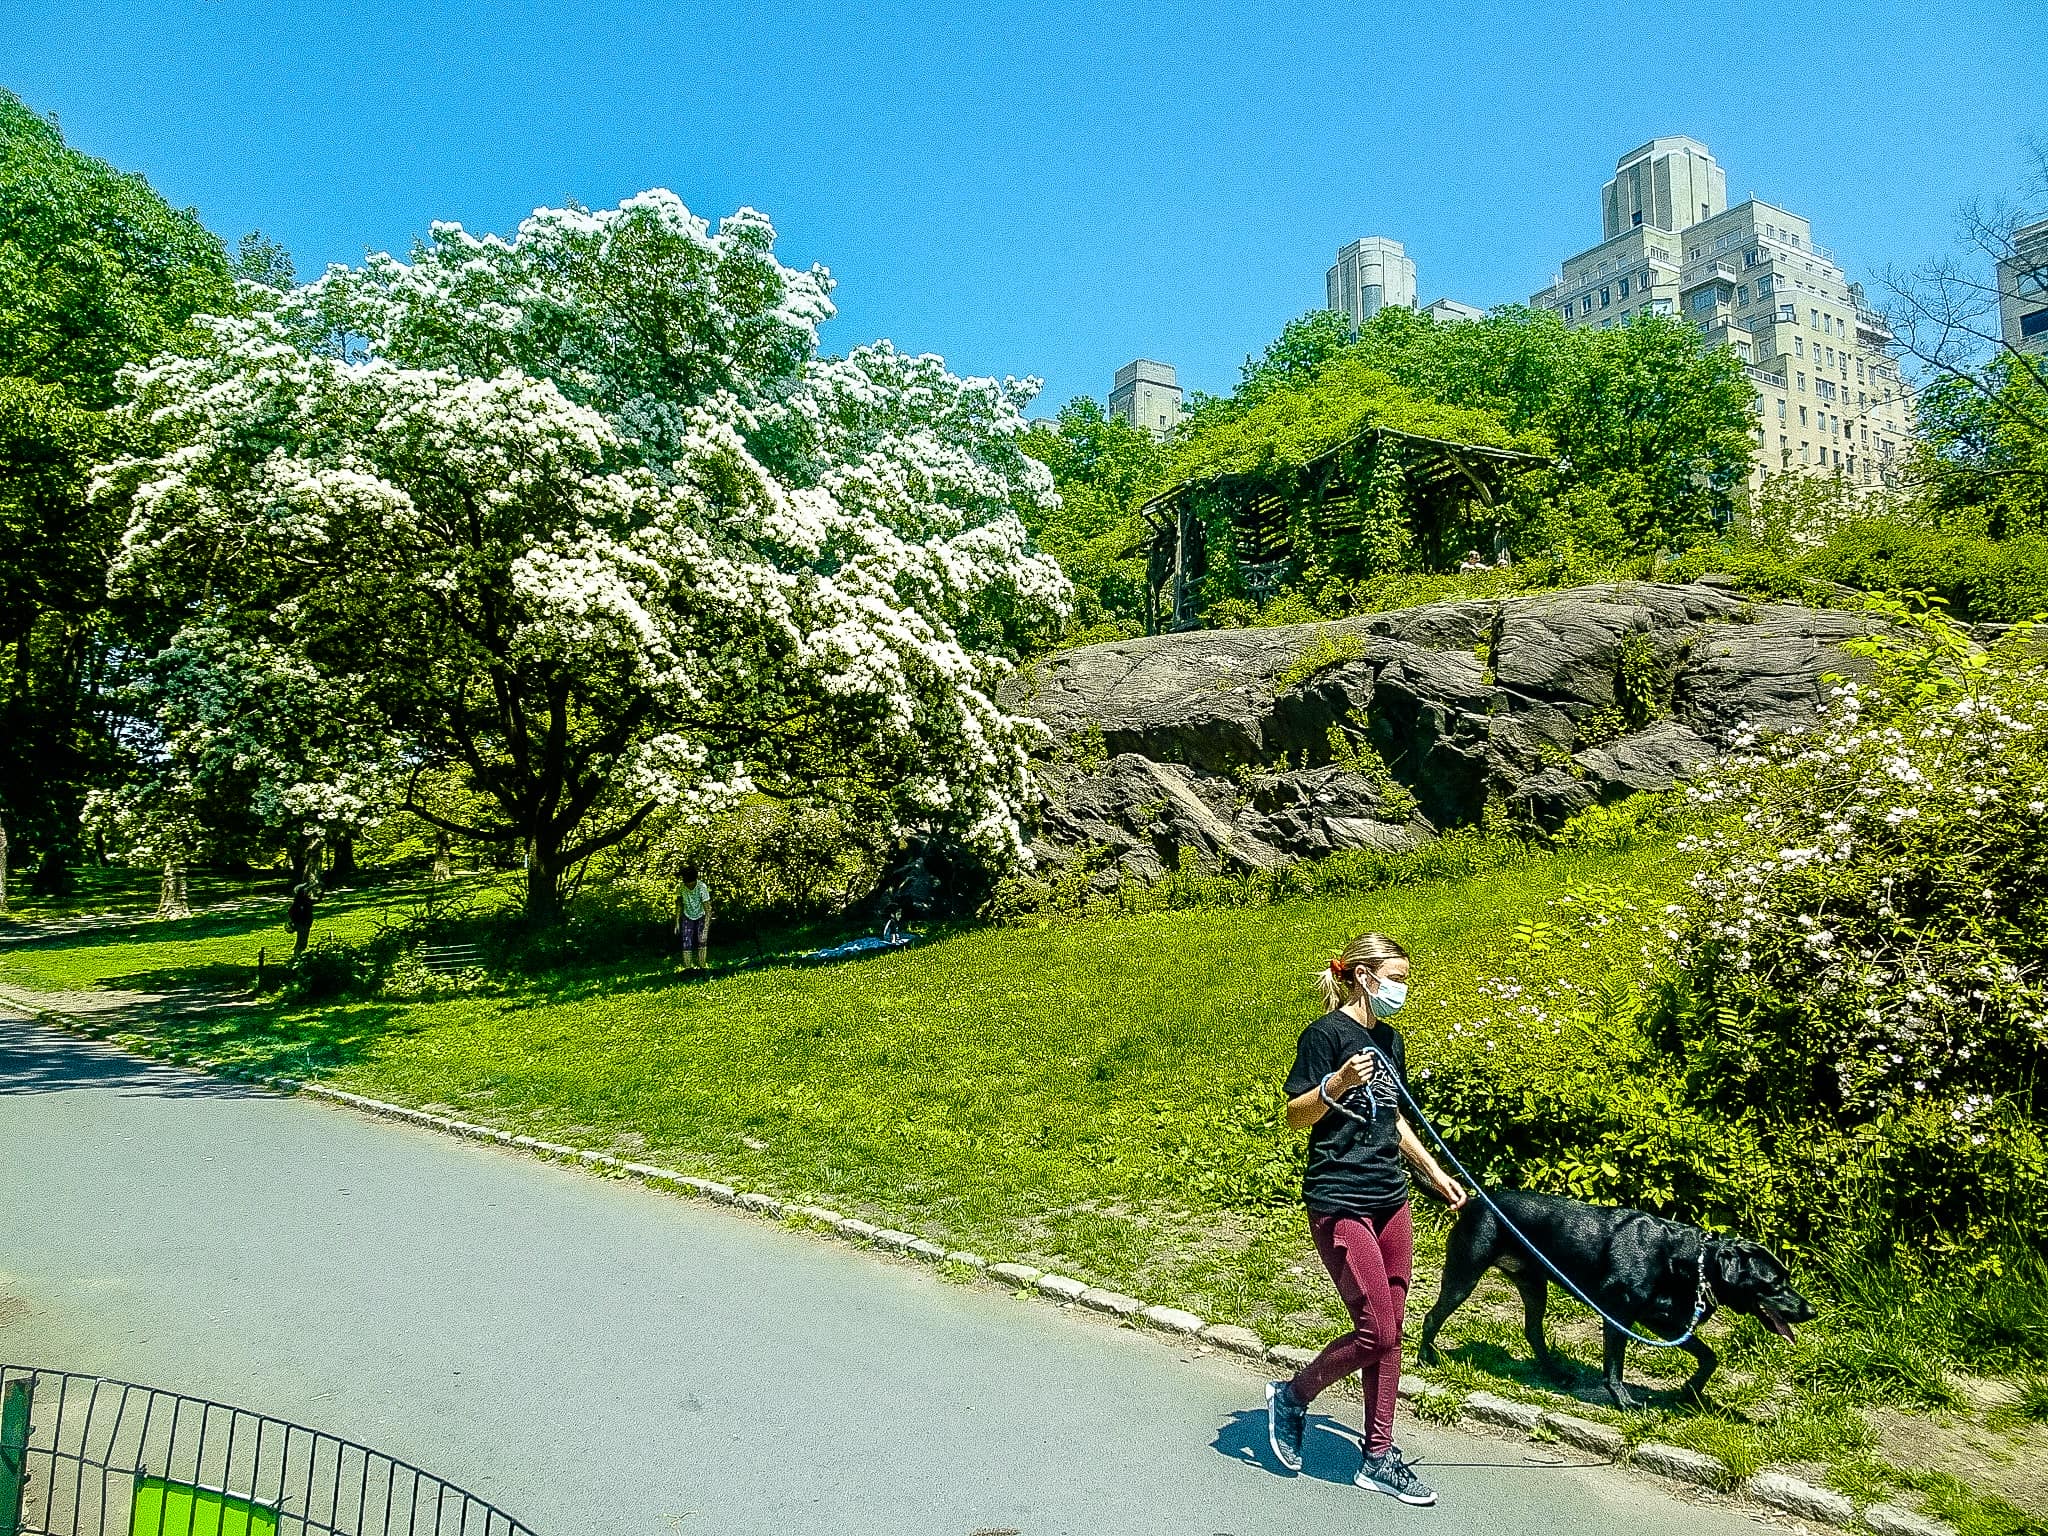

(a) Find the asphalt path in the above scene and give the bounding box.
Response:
[0,1013,1774,1536]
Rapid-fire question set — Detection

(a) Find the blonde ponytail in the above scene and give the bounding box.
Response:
[1316,932,1410,1013]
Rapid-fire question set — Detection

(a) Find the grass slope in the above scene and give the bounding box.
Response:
[6,845,2042,1535]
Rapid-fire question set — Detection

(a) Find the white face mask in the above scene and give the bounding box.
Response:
[1368,978,1408,1018]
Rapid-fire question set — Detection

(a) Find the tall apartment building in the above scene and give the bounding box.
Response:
[1423,297,1486,324]
[1998,216,2048,357]
[1327,237,1418,328]
[1109,359,1184,437]
[1531,137,1910,491]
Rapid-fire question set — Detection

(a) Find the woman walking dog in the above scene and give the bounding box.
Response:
[1266,933,1466,1506]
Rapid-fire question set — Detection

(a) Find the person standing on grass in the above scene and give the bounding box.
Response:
[287,881,315,955]
[674,862,712,971]
[1265,931,1466,1507]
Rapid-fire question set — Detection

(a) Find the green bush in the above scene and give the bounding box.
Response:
[1804,521,2048,624]
[277,936,360,1002]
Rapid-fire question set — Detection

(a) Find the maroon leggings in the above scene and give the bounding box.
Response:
[1288,1204,1413,1457]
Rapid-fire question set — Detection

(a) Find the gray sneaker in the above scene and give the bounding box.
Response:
[1265,1380,1306,1472]
[1355,1449,1437,1506]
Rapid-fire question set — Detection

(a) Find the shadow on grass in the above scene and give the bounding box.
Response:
[112,997,425,1082]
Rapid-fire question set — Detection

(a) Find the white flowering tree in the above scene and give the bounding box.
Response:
[101,193,1068,916]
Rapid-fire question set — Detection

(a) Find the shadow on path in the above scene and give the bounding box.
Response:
[0,1013,269,1101]
[1212,1407,1365,1487]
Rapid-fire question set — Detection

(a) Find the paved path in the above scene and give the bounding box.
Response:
[0,1014,1773,1536]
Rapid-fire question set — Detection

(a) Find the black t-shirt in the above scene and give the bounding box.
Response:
[1284,1009,1415,1219]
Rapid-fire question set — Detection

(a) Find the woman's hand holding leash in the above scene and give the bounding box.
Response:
[1327,1051,1376,1095]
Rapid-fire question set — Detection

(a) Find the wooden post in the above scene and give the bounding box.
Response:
[0,819,9,917]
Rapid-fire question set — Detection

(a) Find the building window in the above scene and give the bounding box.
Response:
[2021,308,2048,338]
[1633,209,1643,226]
[1778,399,1787,418]
[1802,442,1811,463]
[1640,268,1653,288]
[1560,306,1571,320]
[1800,405,1809,425]
[1601,286,1611,307]
[1758,275,1774,297]
[1811,308,1820,328]
[1619,277,1630,298]
[1778,303,1795,321]
[1581,295,1593,315]
[1744,247,1759,267]
[1798,374,1807,393]
[1736,283,1749,306]
[1795,336,1804,358]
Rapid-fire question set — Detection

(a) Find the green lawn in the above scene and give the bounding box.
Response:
[7,847,2041,1535]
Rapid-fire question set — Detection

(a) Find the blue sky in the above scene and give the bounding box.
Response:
[7,0,2041,412]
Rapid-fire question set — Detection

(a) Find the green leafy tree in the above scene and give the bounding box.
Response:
[1341,305,1756,550]
[1018,397,1170,638]
[1912,355,2048,539]
[0,89,234,891]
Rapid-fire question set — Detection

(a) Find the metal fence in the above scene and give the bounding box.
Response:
[0,1366,534,1536]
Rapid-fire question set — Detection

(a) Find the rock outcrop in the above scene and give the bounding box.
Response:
[1001,580,1876,890]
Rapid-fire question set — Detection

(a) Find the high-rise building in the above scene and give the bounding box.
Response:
[1109,359,1184,437]
[1423,297,1486,325]
[1532,138,1911,492]
[1327,237,1418,328]
[1998,217,2048,358]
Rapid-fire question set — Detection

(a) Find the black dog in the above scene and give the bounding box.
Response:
[1417,1189,1814,1410]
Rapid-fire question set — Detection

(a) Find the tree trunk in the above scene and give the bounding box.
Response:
[158,860,190,919]
[0,819,9,915]
[431,829,452,883]
[525,839,564,921]
[328,831,357,883]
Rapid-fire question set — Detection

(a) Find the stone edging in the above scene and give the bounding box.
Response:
[17,1007,1954,1536]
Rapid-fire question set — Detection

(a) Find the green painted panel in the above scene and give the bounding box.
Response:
[129,1475,279,1536]
[0,1380,29,1536]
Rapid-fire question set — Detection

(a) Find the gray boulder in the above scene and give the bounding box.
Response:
[1005,582,1876,891]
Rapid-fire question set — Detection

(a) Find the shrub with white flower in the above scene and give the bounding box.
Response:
[99,193,1069,915]
[1658,601,2048,1125]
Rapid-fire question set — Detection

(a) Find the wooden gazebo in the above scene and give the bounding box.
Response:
[1138,424,1553,632]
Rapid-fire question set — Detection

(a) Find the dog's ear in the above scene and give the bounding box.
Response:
[1712,1241,1752,1293]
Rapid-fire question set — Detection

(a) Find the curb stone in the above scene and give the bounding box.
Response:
[1633,1442,1727,1488]
[1464,1391,1543,1432]
[1540,1411,1625,1457]
[1866,1504,1957,1536]
[1077,1288,1143,1319]
[5,1002,1946,1536]
[1749,1473,1854,1525]
[1142,1306,1204,1336]
[1200,1325,1266,1358]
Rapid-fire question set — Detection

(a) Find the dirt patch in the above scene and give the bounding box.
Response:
[1869,1405,2048,1518]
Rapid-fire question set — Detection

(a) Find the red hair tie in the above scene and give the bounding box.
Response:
[1330,955,1348,976]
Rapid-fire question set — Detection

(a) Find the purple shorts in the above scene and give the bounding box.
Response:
[678,915,707,949]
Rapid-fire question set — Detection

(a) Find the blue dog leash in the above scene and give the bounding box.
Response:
[1318,1049,1712,1350]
